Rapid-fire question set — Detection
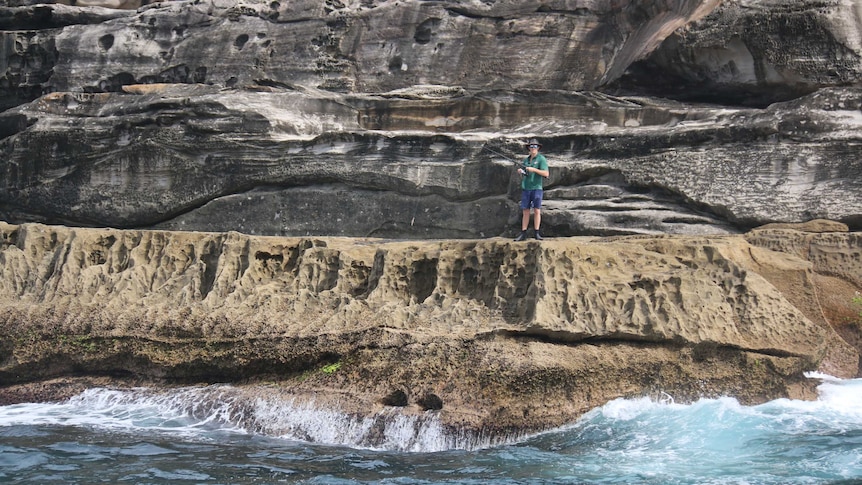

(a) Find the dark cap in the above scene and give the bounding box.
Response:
[526,138,542,149]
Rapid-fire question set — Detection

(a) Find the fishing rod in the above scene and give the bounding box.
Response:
[481,145,528,173]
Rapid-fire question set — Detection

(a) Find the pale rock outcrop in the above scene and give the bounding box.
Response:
[1,222,859,440]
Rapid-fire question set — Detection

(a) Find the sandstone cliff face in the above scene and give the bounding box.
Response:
[1,222,859,439]
[1,0,860,238]
[2,0,862,443]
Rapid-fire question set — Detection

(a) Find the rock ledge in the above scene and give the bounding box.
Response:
[1,221,860,441]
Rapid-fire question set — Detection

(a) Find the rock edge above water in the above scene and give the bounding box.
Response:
[0,221,860,440]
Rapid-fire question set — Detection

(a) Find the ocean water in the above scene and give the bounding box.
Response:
[0,373,860,484]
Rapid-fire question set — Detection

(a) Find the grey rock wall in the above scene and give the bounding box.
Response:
[1,0,861,238]
[612,0,862,106]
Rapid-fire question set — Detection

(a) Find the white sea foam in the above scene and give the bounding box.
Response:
[0,385,496,452]
[1,375,860,456]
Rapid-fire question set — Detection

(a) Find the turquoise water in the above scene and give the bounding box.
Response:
[1,374,860,484]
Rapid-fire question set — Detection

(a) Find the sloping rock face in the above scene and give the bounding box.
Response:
[1,0,721,98]
[613,0,862,106]
[0,0,860,238]
[1,222,859,440]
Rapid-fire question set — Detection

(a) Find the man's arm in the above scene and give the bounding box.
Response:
[526,157,549,177]
[526,166,549,177]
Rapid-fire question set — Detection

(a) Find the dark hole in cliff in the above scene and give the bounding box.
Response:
[388,56,403,72]
[417,393,443,411]
[254,251,284,263]
[199,240,222,298]
[100,235,117,246]
[89,250,107,265]
[0,114,28,140]
[26,5,53,27]
[0,228,18,247]
[235,34,249,50]
[842,214,862,232]
[460,267,478,294]
[409,258,438,303]
[193,66,207,84]
[98,34,114,51]
[326,17,347,29]
[414,18,440,44]
[348,261,372,296]
[157,65,189,84]
[96,72,136,92]
[382,389,408,407]
[604,59,817,109]
[357,251,385,299]
[255,78,291,89]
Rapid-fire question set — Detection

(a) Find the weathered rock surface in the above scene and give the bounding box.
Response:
[613,0,862,106]
[1,0,721,102]
[1,0,860,238]
[2,0,862,444]
[1,221,859,441]
[2,83,861,239]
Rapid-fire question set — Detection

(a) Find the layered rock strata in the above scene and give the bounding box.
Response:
[2,83,861,239]
[1,0,860,238]
[2,0,862,442]
[1,222,859,440]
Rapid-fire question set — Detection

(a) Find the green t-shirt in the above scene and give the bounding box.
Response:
[521,153,548,190]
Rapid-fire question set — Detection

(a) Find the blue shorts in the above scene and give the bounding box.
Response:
[520,189,543,210]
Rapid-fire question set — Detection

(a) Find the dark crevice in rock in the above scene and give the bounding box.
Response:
[0,337,354,386]
[199,238,224,298]
[0,225,17,247]
[98,33,114,51]
[0,113,30,140]
[408,257,438,304]
[381,389,408,407]
[442,7,494,20]
[841,215,862,232]
[359,251,385,300]
[234,33,249,50]
[602,66,818,109]
[417,393,443,411]
[491,328,806,360]
[602,1,859,109]
[0,4,134,30]
[253,78,295,89]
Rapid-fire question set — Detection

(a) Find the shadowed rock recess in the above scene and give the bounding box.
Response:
[1,0,862,444]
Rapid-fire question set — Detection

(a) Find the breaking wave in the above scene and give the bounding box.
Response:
[0,385,510,452]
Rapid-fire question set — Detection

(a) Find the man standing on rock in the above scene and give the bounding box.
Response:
[514,139,550,241]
